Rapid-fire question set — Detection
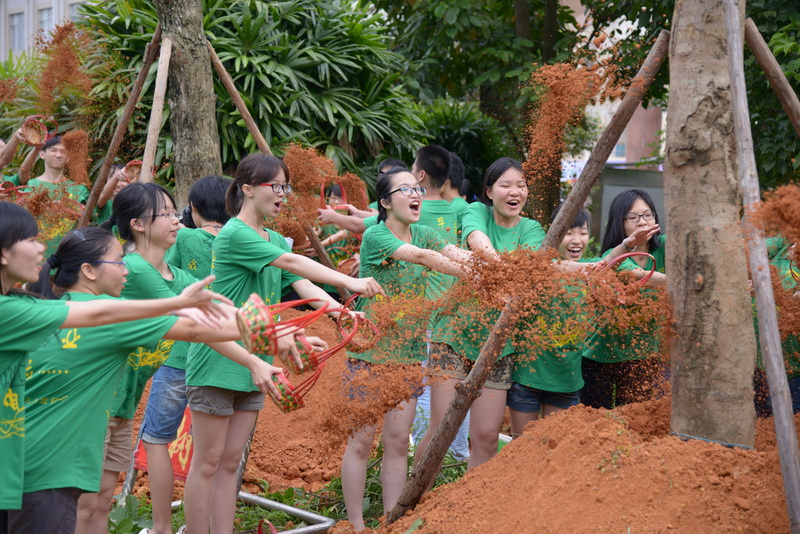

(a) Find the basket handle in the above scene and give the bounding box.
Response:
[596,251,657,286]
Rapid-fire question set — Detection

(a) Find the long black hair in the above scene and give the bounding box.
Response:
[102,182,176,246]
[600,189,662,254]
[30,228,117,299]
[481,157,523,206]
[0,201,39,295]
[226,154,289,216]
[375,166,409,223]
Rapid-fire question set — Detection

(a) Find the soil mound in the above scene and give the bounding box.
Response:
[384,398,790,533]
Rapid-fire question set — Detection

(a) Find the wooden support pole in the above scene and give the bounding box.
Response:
[140,36,173,183]
[206,40,273,156]
[744,18,800,140]
[386,29,672,526]
[724,2,800,531]
[541,29,671,251]
[302,222,351,301]
[79,24,162,227]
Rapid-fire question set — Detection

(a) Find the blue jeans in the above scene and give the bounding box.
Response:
[141,366,188,444]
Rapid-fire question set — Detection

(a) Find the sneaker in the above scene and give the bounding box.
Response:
[137,530,151,534]
[176,527,188,534]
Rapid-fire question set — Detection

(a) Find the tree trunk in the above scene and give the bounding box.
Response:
[152,0,222,206]
[542,0,558,62]
[665,0,756,448]
[514,0,532,43]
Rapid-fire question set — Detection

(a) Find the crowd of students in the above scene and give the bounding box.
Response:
[0,132,796,533]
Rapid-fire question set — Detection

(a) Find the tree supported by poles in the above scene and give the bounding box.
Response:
[385,29,671,525]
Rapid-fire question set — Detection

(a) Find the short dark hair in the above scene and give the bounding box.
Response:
[600,189,662,254]
[0,201,39,295]
[41,135,63,151]
[414,145,451,188]
[375,166,410,223]
[378,158,406,173]
[481,157,523,205]
[550,204,592,229]
[189,175,232,225]
[448,152,465,191]
[227,154,289,216]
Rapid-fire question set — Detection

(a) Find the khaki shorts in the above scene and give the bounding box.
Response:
[102,416,134,472]
[186,385,264,416]
[427,342,513,390]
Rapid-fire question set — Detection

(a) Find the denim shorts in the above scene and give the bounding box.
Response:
[427,342,513,390]
[343,358,424,401]
[186,385,264,416]
[141,365,188,444]
[506,382,580,413]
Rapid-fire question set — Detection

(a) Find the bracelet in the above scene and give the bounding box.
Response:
[622,239,636,252]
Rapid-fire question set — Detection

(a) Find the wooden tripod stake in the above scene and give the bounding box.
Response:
[724,2,800,531]
[386,29,671,524]
[140,36,173,183]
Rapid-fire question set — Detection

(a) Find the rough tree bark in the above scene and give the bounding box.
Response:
[152,0,222,205]
[665,0,757,448]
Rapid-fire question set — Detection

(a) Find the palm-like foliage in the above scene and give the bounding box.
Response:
[77,0,422,183]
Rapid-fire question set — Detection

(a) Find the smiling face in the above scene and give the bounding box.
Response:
[1,236,45,286]
[486,167,528,223]
[132,192,180,250]
[90,238,129,297]
[381,171,422,224]
[247,168,289,221]
[559,223,589,261]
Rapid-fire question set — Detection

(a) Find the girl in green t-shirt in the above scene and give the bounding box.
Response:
[341,167,474,532]
[582,189,668,409]
[21,227,285,533]
[0,202,231,530]
[184,154,383,534]
[417,157,546,474]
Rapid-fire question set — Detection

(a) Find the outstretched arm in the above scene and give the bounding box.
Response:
[271,252,384,297]
[391,243,470,278]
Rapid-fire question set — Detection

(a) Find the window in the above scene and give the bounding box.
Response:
[68,3,83,21]
[38,8,54,32]
[9,13,26,52]
[614,143,626,158]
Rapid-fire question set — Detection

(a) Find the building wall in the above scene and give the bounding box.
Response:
[1,0,84,57]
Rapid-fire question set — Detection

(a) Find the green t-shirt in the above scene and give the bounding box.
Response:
[449,197,469,235]
[433,203,545,361]
[368,200,378,211]
[2,174,20,185]
[110,253,196,419]
[0,294,68,509]
[186,218,302,391]
[511,258,597,393]
[348,222,446,364]
[23,292,177,493]
[581,245,663,363]
[166,227,216,280]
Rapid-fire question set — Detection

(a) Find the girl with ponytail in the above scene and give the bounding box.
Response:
[0,202,230,531]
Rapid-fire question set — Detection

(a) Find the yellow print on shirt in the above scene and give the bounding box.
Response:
[535,316,585,348]
[0,388,24,439]
[127,340,175,370]
[188,259,198,271]
[61,328,81,349]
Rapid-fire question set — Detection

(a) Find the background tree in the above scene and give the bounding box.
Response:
[664,0,758,447]
[582,0,800,188]
[152,0,222,202]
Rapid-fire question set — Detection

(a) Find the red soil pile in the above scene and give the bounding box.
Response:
[383,397,791,533]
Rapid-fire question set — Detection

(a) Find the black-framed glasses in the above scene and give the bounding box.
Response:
[154,212,180,220]
[623,211,655,224]
[259,182,293,194]
[381,186,426,199]
[92,260,127,267]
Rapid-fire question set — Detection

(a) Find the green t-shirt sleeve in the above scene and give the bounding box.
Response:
[368,201,378,211]
[1,297,68,352]
[270,230,303,291]
[460,203,490,244]
[228,225,292,273]
[364,215,379,229]
[415,224,447,252]
[3,174,20,186]
[361,224,405,268]
[518,219,546,250]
